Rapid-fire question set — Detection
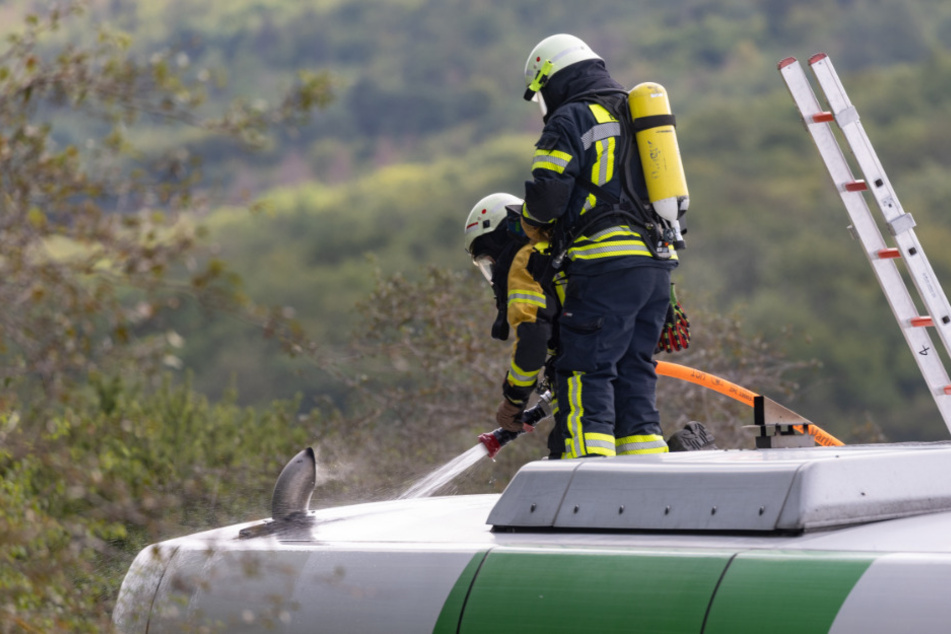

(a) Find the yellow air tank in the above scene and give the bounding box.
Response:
[628,82,689,225]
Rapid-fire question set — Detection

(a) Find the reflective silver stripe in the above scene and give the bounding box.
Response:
[569,244,651,260]
[532,153,570,170]
[581,122,620,150]
[595,138,611,185]
[586,225,640,240]
[508,291,546,305]
[508,366,538,384]
[617,438,668,453]
[585,437,615,451]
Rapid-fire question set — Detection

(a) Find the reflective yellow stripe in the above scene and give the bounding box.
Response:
[581,192,597,214]
[590,136,615,189]
[584,432,617,457]
[507,360,540,387]
[553,272,567,305]
[585,227,643,240]
[617,434,669,455]
[568,226,652,260]
[532,149,572,174]
[589,103,616,125]
[565,372,585,458]
[508,289,546,309]
[569,241,653,260]
[573,104,618,212]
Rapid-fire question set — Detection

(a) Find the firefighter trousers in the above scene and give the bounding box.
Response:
[554,264,671,458]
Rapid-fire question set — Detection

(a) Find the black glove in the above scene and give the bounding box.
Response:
[656,283,690,354]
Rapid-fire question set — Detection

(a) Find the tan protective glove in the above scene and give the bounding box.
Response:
[495,399,525,433]
[522,222,552,245]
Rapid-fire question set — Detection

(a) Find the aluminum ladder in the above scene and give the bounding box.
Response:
[778,53,951,434]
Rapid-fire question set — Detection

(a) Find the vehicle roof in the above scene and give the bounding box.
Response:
[114,443,951,633]
[161,443,951,555]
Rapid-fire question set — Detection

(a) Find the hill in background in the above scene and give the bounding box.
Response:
[9,0,951,441]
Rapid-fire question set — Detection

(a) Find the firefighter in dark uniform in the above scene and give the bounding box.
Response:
[464,192,565,459]
[519,34,678,458]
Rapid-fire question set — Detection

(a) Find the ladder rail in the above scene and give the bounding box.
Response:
[808,54,951,363]
[778,56,951,433]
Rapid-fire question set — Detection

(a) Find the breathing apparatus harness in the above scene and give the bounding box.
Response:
[545,91,680,271]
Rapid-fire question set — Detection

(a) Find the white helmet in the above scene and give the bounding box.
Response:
[464,192,523,282]
[523,33,601,108]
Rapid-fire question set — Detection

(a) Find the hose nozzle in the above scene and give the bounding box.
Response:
[477,391,553,459]
[478,427,521,459]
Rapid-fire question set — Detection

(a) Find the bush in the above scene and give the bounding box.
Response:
[0,376,316,632]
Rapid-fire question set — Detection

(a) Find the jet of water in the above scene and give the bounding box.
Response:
[399,443,489,499]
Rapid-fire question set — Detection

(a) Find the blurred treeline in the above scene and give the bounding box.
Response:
[95,0,951,442]
[8,0,951,440]
[3,0,951,629]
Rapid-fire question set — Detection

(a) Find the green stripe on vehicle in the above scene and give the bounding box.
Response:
[433,551,489,634]
[456,547,731,633]
[704,551,876,634]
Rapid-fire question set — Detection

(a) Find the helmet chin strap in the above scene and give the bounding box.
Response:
[533,91,547,118]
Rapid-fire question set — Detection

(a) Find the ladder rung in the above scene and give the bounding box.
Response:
[812,112,835,123]
[911,316,935,328]
[844,181,868,192]
[877,248,901,259]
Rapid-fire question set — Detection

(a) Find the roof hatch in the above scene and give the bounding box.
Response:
[487,443,951,533]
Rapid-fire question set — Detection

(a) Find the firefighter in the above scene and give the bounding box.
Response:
[464,192,565,459]
[519,34,678,458]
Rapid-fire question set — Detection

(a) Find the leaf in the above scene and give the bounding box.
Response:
[27,207,46,228]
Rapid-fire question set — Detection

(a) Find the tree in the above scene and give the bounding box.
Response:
[0,2,333,407]
[0,3,333,631]
[325,267,812,500]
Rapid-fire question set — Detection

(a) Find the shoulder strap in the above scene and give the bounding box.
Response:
[572,93,652,224]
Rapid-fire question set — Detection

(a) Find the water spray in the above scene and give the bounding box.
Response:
[478,390,552,459]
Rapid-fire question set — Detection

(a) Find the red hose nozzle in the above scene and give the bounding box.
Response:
[478,430,504,459]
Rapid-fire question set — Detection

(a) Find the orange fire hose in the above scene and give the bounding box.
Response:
[656,360,844,447]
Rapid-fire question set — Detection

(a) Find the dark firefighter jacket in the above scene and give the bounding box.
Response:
[501,242,563,407]
[521,59,678,275]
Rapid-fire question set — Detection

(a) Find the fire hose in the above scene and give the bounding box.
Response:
[478,362,843,458]
[655,361,844,447]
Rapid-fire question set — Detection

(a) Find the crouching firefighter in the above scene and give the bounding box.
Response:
[465,192,565,459]
[519,33,684,458]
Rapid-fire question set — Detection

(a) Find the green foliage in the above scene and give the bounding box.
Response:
[0,376,316,632]
[0,2,333,406]
[172,134,533,401]
[325,268,810,499]
[0,4,336,630]
[5,0,951,626]
[188,44,951,441]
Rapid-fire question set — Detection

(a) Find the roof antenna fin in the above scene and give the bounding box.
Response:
[271,447,317,520]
